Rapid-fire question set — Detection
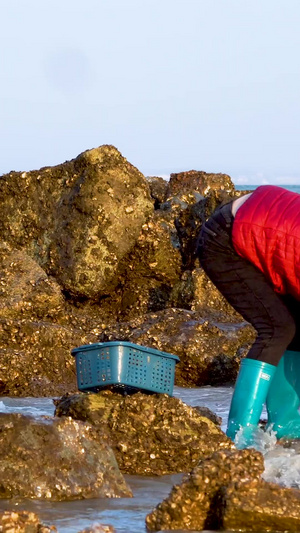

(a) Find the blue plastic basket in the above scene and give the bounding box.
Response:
[71,341,180,396]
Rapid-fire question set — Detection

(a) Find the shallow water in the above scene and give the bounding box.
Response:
[0,386,298,532]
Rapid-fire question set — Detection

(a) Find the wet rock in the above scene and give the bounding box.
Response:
[194,406,222,426]
[0,510,56,532]
[54,391,233,476]
[145,448,264,531]
[99,308,254,386]
[222,478,300,532]
[0,412,131,500]
[77,525,115,533]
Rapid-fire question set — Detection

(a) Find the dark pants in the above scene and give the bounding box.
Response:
[197,202,300,366]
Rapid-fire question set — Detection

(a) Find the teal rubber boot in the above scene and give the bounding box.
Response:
[266,350,300,439]
[227,358,276,447]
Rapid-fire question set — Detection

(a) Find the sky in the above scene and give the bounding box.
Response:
[1,0,300,185]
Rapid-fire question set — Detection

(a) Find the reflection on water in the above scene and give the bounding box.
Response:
[0,386,299,532]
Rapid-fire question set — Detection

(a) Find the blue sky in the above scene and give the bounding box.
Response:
[1,0,300,185]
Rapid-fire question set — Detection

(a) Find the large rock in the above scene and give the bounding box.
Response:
[54,391,233,476]
[49,146,153,298]
[146,447,300,532]
[99,308,254,386]
[0,413,131,500]
[221,478,300,532]
[0,145,153,299]
[145,448,264,531]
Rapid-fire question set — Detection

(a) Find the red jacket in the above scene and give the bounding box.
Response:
[232,185,300,300]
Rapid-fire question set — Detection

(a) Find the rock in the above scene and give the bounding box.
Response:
[0,318,97,396]
[99,308,254,386]
[0,412,131,500]
[166,170,235,199]
[222,478,300,532]
[164,172,245,270]
[0,510,56,532]
[0,245,64,320]
[111,211,182,319]
[49,146,153,298]
[146,176,169,207]
[194,405,222,426]
[54,391,233,476]
[77,525,115,533]
[145,448,264,531]
[191,268,246,319]
[0,145,153,300]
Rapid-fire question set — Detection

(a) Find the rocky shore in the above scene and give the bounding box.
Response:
[1,145,300,532]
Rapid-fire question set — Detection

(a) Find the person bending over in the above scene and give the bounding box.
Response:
[197,184,300,445]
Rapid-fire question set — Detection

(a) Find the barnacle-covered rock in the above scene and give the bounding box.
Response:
[0,145,153,299]
[0,245,64,320]
[191,268,248,319]
[111,210,182,319]
[99,308,254,386]
[166,169,235,199]
[0,318,97,396]
[49,146,153,298]
[0,412,131,500]
[222,478,300,532]
[145,448,264,531]
[0,510,56,532]
[54,391,233,476]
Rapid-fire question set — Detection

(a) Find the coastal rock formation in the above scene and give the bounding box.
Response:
[0,412,131,500]
[54,391,233,476]
[146,447,300,532]
[221,478,300,532]
[0,145,253,395]
[145,448,264,531]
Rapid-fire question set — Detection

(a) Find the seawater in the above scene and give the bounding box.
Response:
[0,387,299,533]
[235,183,300,194]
